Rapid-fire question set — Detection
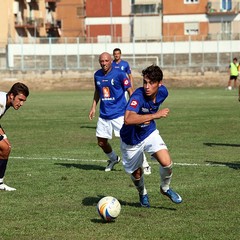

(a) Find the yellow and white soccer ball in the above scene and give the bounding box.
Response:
[97,196,121,222]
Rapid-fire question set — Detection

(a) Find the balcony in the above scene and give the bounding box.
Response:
[26,0,39,3]
[45,0,61,2]
[15,17,44,29]
[206,1,240,15]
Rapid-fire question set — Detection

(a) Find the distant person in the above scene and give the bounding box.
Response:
[120,65,182,207]
[89,52,133,172]
[0,82,29,191]
[227,57,239,90]
[112,48,152,175]
[112,48,134,90]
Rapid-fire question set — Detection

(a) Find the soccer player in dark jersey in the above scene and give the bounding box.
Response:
[112,48,151,175]
[0,82,29,191]
[112,48,133,89]
[120,65,182,207]
[89,52,133,171]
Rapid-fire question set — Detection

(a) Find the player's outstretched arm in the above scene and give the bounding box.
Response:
[124,108,170,125]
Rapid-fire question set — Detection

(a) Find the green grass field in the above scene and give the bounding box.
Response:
[0,88,239,240]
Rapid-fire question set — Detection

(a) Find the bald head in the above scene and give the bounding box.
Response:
[99,52,112,74]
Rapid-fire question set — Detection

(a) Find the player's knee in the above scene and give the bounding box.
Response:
[132,167,142,180]
[98,140,108,148]
[0,145,11,158]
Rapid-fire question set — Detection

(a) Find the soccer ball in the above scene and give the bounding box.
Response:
[97,196,121,222]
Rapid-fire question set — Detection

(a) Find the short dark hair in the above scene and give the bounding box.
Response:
[8,82,29,97]
[142,65,163,83]
[113,48,121,54]
[233,57,238,61]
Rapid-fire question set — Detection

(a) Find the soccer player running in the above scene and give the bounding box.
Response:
[89,52,133,172]
[120,65,182,207]
[0,82,29,191]
[112,48,152,175]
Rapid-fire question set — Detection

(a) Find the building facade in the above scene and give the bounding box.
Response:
[163,0,240,41]
[0,0,240,47]
[0,0,61,46]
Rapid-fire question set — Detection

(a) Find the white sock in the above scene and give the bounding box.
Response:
[0,178,3,184]
[106,151,117,162]
[160,163,173,192]
[131,174,147,195]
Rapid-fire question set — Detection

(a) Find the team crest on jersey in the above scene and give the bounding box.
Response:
[130,100,138,108]
[124,79,129,86]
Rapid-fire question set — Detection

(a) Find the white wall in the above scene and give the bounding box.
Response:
[7,40,240,67]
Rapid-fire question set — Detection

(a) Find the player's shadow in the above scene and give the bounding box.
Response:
[205,161,240,170]
[54,162,105,171]
[82,195,177,211]
[204,142,240,147]
[79,125,96,129]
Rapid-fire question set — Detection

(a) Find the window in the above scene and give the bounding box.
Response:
[184,22,199,35]
[132,4,160,14]
[222,0,232,11]
[77,6,84,17]
[184,0,199,4]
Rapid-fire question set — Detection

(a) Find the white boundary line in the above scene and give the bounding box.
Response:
[10,156,228,167]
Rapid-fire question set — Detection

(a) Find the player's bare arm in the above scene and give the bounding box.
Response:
[124,108,170,125]
[127,87,133,97]
[89,90,100,120]
[128,73,134,89]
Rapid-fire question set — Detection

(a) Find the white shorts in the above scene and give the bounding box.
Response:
[96,116,124,139]
[120,129,168,174]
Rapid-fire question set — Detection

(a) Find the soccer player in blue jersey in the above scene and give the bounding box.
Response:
[112,48,151,175]
[89,52,133,171]
[0,82,29,191]
[112,48,133,89]
[120,65,182,207]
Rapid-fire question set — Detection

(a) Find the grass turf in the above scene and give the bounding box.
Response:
[0,88,239,240]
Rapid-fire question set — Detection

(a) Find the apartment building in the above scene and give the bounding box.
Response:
[0,0,240,48]
[57,0,85,38]
[85,0,162,42]
[163,0,240,41]
[0,0,60,46]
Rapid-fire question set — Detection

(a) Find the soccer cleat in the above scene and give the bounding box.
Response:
[105,156,121,172]
[160,187,182,204]
[0,183,16,191]
[143,166,151,175]
[139,194,150,208]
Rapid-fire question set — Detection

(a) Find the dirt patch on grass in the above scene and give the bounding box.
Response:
[0,69,231,92]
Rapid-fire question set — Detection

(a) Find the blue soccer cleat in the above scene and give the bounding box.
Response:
[160,187,182,204]
[139,194,150,208]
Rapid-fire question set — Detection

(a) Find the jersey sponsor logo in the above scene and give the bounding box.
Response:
[130,100,138,108]
[111,78,114,85]
[103,87,110,98]
[124,79,129,86]
[121,66,124,71]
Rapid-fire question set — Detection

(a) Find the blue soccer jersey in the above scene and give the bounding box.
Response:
[120,86,168,145]
[112,60,131,75]
[94,68,131,120]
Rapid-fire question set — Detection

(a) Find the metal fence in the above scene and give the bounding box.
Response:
[2,34,240,71]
